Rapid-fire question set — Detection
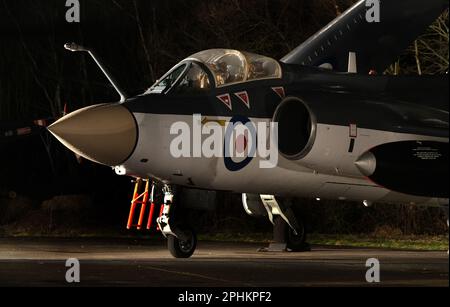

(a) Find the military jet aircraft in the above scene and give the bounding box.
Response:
[48,0,449,258]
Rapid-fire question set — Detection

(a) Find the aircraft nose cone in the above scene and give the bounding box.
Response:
[48,104,137,166]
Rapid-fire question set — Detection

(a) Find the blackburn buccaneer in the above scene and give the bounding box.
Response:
[47,0,449,258]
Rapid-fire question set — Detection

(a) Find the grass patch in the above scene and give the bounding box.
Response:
[308,234,448,251]
[200,233,449,251]
[2,223,448,251]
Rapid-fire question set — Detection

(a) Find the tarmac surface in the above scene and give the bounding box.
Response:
[0,238,448,287]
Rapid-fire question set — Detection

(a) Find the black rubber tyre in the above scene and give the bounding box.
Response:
[168,229,197,258]
[286,218,308,252]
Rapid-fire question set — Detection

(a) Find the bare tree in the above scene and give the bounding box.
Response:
[387,10,449,75]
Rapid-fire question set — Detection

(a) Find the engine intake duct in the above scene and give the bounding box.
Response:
[273,97,316,160]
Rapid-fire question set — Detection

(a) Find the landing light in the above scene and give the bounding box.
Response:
[363,200,373,207]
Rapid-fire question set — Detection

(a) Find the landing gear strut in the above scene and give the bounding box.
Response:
[248,194,309,252]
[156,185,198,258]
[264,214,309,252]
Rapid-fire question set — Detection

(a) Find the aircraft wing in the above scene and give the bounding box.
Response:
[281,0,449,73]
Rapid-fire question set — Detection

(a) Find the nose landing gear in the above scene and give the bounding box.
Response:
[157,186,198,258]
[127,180,198,258]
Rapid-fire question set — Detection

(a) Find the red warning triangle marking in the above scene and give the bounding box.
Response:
[272,87,285,99]
[234,91,250,109]
[217,94,232,110]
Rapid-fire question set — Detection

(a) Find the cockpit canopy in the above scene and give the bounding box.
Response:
[189,49,282,86]
[147,49,282,94]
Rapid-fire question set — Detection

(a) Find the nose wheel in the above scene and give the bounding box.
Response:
[157,185,198,258]
[127,181,198,258]
[168,228,197,258]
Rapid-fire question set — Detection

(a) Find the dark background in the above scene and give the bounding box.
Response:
[0,0,447,237]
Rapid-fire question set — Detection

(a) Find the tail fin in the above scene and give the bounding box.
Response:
[281,0,448,74]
